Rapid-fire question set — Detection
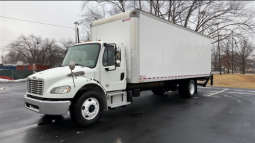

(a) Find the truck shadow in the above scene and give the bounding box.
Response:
[21,91,204,143]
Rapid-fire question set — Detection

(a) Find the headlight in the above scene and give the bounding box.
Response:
[50,86,71,94]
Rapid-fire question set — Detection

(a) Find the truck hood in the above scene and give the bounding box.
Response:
[28,66,95,82]
[26,66,96,98]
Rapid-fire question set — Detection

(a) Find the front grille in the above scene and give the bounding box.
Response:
[27,94,44,100]
[27,80,44,95]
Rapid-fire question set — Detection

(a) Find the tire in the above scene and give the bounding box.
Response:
[70,104,78,125]
[70,91,103,127]
[186,80,195,98]
[178,83,186,98]
[151,89,165,95]
[178,80,195,98]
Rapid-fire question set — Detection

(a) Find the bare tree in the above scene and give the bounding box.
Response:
[81,1,255,42]
[221,38,232,73]
[41,38,60,67]
[5,34,42,65]
[4,35,73,68]
[211,45,219,71]
[80,2,107,41]
[58,38,74,50]
[80,1,255,74]
[237,38,255,74]
[128,0,144,10]
[58,38,75,61]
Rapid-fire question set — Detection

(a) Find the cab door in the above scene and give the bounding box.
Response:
[100,44,126,91]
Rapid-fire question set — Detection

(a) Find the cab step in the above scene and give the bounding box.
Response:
[106,91,131,108]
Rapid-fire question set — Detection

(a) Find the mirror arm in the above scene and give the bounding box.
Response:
[71,71,76,87]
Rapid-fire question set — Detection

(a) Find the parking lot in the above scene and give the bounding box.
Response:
[0,82,255,143]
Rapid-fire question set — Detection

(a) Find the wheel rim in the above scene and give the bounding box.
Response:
[81,97,100,120]
[189,82,195,95]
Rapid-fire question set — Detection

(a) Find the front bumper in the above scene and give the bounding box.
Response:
[24,95,71,115]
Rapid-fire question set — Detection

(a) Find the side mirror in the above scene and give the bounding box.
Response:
[116,59,121,67]
[69,61,76,87]
[115,48,121,67]
[69,61,75,71]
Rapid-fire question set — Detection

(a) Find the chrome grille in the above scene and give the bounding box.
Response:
[27,80,44,95]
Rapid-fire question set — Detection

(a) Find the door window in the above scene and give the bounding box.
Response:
[102,46,115,66]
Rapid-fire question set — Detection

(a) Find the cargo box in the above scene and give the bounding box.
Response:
[91,10,211,83]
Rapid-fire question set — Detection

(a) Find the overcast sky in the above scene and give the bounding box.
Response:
[1,1,254,64]
[0,1,84,63]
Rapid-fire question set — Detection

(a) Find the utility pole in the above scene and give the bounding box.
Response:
[216,23,221,75]
[74,22,79,43]
[232,30,234,74]
[218,32,221,75]
[77,28,80,43]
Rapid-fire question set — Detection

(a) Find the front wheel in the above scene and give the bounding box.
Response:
[70,91,103,127]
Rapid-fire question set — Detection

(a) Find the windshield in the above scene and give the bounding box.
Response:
[62,44,100,68]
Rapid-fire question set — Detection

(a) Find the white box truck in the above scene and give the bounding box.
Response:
[24,10,213,127]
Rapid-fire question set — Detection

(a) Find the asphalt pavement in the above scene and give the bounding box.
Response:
[0,82,255,143]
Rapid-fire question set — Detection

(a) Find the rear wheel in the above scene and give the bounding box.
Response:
[151,88,165,95]
[70,91,103,127]
[187,80,195,98]
[178,80,195,98]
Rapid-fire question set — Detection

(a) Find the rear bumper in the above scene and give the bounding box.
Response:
[24,95,71,115]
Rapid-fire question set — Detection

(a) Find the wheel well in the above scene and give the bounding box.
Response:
[178,79,196,84]
[71,84,107,110]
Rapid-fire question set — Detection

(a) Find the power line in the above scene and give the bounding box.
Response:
[0,16,74,30]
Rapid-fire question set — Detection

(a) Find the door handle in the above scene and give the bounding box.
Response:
[120,72,124,80]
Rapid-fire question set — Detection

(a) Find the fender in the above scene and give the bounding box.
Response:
[72,80,108,110]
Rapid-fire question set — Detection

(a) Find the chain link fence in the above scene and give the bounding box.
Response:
[0,70,45,80]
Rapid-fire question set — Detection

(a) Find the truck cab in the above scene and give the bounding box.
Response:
[24,41,131,126]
